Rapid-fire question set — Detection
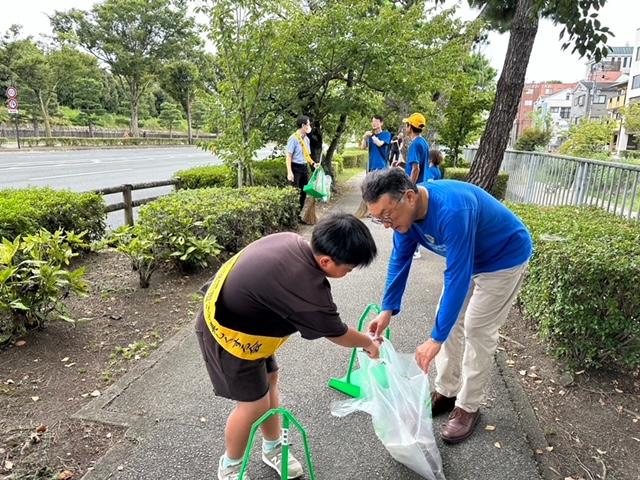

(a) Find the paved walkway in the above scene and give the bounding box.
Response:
[77,175,545,480]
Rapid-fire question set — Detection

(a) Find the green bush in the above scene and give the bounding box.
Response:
[443,168,509,201]
[0,138,6,147]
[332,154,344,174]
[511,204,640,371]
[0,188,106,241]
[20,137,189,148]
[0,230,89,344]
[514,127,551,151]
[175,159,288,189]
[620,150,640,160]
[341,149,368,169]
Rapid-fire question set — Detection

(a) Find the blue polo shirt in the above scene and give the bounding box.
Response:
[405,136,429,183]
[367,130,392,171]
[424,165,442,182]
[287,134,311,165]
[381,180,533,343]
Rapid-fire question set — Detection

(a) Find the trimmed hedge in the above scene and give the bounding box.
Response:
[19,137,189,148]
[0,188,106,241]
[341,149,368,169]
[443,168,509,201]
[511,204,640,371]
[137,186,300,258]
[332,154,344,174]
[174,159,288,189]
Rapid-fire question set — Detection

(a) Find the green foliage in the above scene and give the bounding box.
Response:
[443,167,509,200]
[511,204,640,371]
[174,160,288,189]
[17,137,189,147]
[559,118,616,159]
[158,101,183,137]
[515,127,552,152]
[0,188,106,241]
[108,227,161,288]
[621,103,640,135]
[0,230,89,344]
[341,149,368,169]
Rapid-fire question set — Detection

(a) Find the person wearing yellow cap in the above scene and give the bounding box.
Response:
[402,113,429,185]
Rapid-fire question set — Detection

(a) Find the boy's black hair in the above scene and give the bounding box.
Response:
[296,115,311,128]
[311,213,377,267]
[373,114,384,122]
[407,124,423,134]
[361,168,418,204]
[430,149,443,166]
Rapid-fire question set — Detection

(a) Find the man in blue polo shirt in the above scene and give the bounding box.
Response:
[402,112,429,184]
[361,115,392,171]
[362,168,532,444]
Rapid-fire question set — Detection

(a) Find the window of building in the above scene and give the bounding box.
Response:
[545,88,552,94]
[593,95,606,104]
[550,106,559,113]
[633,74,640,89]
[636,48,640,61]
[525,88,534,95]
[560,107,570,119]
[565,93,570,100]
[524,100,533,106]
[578,95,585,106]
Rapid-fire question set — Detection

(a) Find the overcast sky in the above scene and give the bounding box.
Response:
[1,0,637,84]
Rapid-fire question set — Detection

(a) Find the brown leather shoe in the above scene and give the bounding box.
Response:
[441,407,480,444]
[431,392,457,417]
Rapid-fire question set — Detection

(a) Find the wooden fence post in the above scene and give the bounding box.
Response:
[123,184,134,226]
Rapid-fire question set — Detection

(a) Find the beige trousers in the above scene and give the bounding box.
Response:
[434,262,528,413]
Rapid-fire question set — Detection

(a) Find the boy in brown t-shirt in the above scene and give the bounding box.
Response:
[195,213,379,480]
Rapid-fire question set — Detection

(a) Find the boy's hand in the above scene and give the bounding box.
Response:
[363,339,380,359]
[368,310,392,339]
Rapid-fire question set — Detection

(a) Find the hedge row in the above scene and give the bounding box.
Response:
[511,204,640,371]
[444,168,509,200]
[341,149,368,169]
[174,159,289,189]
[13,137,189,148]
[0,188,106,241]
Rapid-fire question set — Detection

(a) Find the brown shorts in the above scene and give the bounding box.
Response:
[194,310,278,402]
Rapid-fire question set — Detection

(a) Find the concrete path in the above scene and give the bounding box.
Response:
[76,176,545,480]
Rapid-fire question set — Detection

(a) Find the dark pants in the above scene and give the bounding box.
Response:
[291,163,310,210]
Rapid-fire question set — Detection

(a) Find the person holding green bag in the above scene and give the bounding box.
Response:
[286,115,319,211]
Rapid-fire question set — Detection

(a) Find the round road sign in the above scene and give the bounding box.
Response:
[6,87,17,98]
[8,99,18,110]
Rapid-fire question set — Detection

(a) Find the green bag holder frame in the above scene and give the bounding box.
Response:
[239,408,316,480]
[328,303,391,398]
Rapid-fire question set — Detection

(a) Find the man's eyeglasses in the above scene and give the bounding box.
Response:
[366,191,408,225]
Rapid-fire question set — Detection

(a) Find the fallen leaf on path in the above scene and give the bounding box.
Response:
[614,388,624,394]
[90,390,101,397]
[57,470,74,479]
[61,357,70,363]
[535,449,544,454]
[596,448,606,455]
[4,460,14,470]
[546,446,554,452]
[485,425,496,431]
[36,424,47,433]
[31,396,40,402]
[519,370,527,376]
[494,442,501,449]
[15,340,26,347]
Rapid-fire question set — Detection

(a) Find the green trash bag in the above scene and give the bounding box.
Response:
[303,166,332,202]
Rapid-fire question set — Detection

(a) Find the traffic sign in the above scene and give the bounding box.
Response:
[6,86,17,99]
[7,98,18,114]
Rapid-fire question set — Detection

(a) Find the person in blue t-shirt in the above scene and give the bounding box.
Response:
[425,149,443,182]
[360,115,392,171]
[361,168,532,445]
[402,113,429,184]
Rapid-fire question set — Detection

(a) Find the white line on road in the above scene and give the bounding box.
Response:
[28,168,133,181]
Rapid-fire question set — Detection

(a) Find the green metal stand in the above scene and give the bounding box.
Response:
[238,408,315,480]
[328,303,391,398]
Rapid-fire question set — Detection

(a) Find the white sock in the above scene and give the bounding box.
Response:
[262,437,282,453]
[221,452,242,469]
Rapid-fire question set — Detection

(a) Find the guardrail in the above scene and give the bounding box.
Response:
[464,148,640,221]
[92,180,178,226]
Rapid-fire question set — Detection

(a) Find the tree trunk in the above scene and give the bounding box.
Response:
[186,92,193,145]
[38,92,51,138]
[129,82,140,137]
[324,113,349,178]
[468,0,539,191]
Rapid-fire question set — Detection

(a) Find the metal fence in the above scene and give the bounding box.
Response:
[464,148,640,221]
[0,125,216,140]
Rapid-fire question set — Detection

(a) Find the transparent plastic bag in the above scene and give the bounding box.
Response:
[303,166,331,202]
[331,340,445,480]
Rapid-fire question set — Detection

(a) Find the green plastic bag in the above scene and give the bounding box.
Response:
[303,166,332,202]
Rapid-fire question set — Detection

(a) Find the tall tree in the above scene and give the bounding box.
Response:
[73,78,106,137]
[447,0,612,191]
[159,101,183,138]
[51,0,200,136]
[161,60,202,145]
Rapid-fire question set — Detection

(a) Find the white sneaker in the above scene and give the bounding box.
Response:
[413,249,422,259]
[262,444,304,479]
[218,456,251,480]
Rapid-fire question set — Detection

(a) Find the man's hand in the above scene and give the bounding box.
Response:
[364,130,373,138]
[313,162,320,169]
[415,339,442,374]
[363,339,380,359]
[287,171,294,182]
[368,310,392,340]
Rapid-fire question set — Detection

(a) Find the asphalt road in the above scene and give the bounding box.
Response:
[0,146,273,228]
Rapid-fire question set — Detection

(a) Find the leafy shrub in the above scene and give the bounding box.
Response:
[332,154,344,174]
[20,137,189,148]
[511,204,640,371]
[443,168,509,201]
[0,138,6,147]
[341,149,368,168]
[0,230,89,344]
[514,127,551,152]
[0,188,106,241]
[175,159,288,189]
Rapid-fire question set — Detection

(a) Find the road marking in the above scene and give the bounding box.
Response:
[28,168,133,181]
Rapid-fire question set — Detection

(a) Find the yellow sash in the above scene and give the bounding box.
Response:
[294,132,314,165]
[203,251,290,361]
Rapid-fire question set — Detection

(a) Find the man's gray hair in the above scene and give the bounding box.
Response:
[361,169,418,204]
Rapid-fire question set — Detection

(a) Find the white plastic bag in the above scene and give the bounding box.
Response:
[331,340,445,480]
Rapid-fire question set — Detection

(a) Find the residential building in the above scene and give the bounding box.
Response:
[534,88,573,149]
[511,82,576,144]
[608,78,628,150]
[585,46,633,78]
[569,81,619,125]
[617,29,640,154]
